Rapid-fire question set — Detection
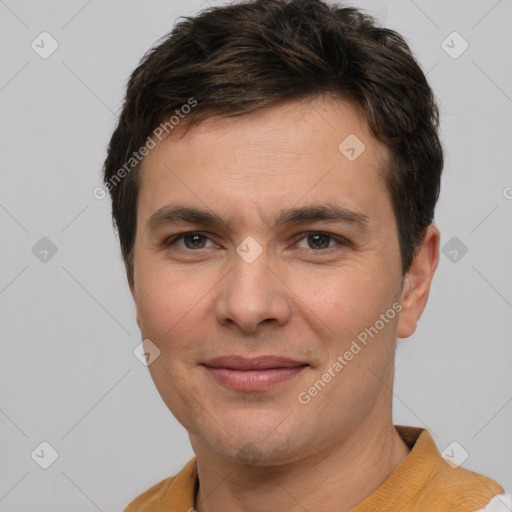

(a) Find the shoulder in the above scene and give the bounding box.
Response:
[123,476,176,512]
[474,491,512,512]
[419,460,505,510]
[390,427,506,511]
[123,457,198,512]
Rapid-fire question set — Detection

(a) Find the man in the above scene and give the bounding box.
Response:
[102,0,510,510]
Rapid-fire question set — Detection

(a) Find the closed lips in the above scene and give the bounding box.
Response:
[202,356,308,371]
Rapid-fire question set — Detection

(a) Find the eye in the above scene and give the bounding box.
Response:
[294,232,347,251]
[165,232,215,250]
[164,231,348,253]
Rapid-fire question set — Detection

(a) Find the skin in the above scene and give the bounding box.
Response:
[129,95,440,512]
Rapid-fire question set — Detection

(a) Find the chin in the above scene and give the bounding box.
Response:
[194,414,315,467]
[215,438,303,466]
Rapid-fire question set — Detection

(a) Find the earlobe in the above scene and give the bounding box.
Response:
[396,224,440,339]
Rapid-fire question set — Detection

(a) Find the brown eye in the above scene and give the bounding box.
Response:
[307,233,331,249]
[295,232,345,251]
[165,232,213,250]
[182,233,207,249]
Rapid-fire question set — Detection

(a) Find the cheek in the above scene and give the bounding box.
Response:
[291,265,390,331]
[134,261,223,362]
[134,264,191,339]
[289,264,399,378]
[293,271,398,420]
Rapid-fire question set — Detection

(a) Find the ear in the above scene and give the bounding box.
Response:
[397,224,440,339]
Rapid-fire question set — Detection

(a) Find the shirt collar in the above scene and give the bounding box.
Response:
[157,425,502,512]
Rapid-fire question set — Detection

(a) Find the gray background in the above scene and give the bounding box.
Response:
[1,0,511,510]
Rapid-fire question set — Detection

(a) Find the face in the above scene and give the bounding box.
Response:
[129,96,415,465]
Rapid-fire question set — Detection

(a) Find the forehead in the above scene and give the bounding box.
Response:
[137,96,391,231]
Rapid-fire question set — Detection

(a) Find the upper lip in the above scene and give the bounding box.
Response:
[202,355,308,371]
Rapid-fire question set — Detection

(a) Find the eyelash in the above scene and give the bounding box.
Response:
[163,231,348,253]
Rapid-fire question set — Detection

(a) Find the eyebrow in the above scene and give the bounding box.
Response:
[146,203,369,233]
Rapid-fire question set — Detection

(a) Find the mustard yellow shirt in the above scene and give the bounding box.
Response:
[124,425,505,512]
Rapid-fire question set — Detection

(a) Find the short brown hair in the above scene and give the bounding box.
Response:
[102,0,443,283]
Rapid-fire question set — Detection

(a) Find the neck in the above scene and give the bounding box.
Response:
[193,418,410,512]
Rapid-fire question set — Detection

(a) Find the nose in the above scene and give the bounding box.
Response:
[215,246,291,333]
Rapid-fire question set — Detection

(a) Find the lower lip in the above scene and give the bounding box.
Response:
[203,365,308,392]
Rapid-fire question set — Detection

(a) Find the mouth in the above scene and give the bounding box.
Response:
[201,355,309,392]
